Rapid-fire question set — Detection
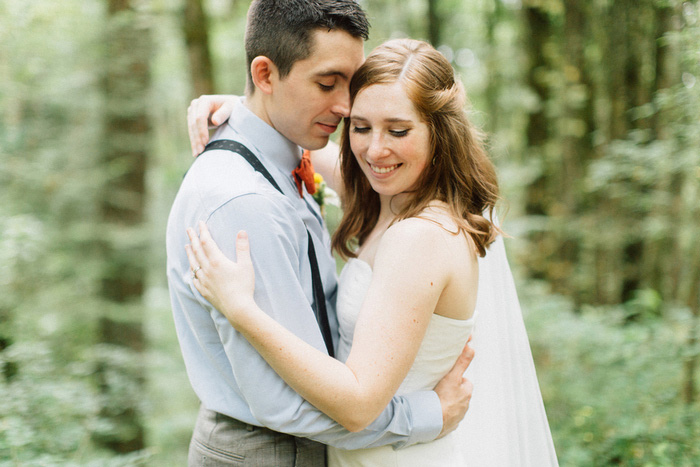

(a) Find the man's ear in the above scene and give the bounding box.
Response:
[250,56,277,95]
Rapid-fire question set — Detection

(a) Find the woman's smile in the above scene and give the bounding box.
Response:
[368,162,402,175]
[350,82,431,200]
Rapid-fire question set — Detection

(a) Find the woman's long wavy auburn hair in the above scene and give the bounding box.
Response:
[331,38,501,260]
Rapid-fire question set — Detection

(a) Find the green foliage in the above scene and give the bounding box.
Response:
[2,0,699,464]
[0,0,154,463]
[512,0,700,305]
[0,341,152,465]
[522,281,700,466]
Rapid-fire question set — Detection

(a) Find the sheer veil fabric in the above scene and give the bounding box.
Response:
[458,232,559,465]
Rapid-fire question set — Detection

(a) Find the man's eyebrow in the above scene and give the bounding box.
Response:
[315,70,350,80]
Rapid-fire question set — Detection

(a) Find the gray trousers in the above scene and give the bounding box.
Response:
[188,405,327,466]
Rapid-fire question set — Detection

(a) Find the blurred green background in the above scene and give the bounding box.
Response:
[1,0,699,465]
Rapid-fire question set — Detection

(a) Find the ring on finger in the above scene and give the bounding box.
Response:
[192,266,202,280]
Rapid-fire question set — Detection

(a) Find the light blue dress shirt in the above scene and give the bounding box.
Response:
[166,99,442,449]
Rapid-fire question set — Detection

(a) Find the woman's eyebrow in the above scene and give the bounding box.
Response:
[350,115,413,124]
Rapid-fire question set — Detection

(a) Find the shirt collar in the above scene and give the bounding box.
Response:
[227,98,302,174]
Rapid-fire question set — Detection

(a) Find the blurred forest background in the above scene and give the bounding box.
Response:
[1,0,699,465]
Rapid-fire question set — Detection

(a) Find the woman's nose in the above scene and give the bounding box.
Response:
[366,135,387,160]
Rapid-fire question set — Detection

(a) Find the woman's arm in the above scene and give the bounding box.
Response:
[307,140,343,194]
[186,95,343,193]
[186,220,465,432]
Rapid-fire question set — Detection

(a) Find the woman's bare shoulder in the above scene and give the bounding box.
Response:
[390,203,459,237]
[383,203,478,264]
[380,212,455,259]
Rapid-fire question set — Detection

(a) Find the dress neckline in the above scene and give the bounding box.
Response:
[347,257,372,271]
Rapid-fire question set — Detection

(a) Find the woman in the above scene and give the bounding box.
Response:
[186,39,557,466]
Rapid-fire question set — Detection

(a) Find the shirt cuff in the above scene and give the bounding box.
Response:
[404,390,443,446]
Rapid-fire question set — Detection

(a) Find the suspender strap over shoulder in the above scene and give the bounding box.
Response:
[204,140,284,193]
[202,139,335,358]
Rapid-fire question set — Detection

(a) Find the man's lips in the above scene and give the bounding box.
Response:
[316,122,339,133]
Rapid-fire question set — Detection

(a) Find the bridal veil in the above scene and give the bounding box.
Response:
[458,232,559,465]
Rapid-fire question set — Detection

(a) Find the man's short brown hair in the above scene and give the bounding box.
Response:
[245,0,369,94]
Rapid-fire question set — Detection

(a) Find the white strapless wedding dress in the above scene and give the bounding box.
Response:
[326,233,559,466]
[327,258,475,467]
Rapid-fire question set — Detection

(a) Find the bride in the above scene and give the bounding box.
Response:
[186,39,558,466]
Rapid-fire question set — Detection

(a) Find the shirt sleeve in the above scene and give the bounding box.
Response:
[202,193,443,449]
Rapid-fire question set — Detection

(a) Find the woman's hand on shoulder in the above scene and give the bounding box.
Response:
[187,95,239,157]
[185,221,257,326]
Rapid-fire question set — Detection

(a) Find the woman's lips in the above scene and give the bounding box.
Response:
[369,163,401,175]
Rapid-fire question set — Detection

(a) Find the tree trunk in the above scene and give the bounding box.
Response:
[638,2,681,301]
[522,4,552,217]
[683,250,700,406]
[560,0,590,212]
[95,0,151,453]
[183,0,215,97]
[520,4,557,288]
[484,0,504,132]
[0,310,17,381]
[426,0,442,46]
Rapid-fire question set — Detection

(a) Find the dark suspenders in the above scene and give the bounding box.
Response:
[202,139,335,358]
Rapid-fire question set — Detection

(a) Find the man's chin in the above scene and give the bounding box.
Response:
[300,136,330,151]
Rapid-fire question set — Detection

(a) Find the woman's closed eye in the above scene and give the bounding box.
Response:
[318,82,335,92]
[352,126,370,134]
[351,126,410,137]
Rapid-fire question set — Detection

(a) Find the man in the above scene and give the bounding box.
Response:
[166,1,473,465]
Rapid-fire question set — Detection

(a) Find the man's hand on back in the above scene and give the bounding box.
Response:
[433,340,475,438]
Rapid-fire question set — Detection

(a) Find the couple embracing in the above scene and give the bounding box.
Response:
[166,0,558,465]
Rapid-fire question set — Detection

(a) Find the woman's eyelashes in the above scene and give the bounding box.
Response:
[318,82,335,92]
[351,126,410,137]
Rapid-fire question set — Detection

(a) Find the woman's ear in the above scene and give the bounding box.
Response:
[250,56,277,95]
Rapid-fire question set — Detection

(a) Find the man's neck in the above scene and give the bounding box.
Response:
[244,92,273,128]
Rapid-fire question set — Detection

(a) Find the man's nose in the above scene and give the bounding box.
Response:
[331,88,351,117]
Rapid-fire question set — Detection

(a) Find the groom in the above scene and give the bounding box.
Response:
[167,1,473,465]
